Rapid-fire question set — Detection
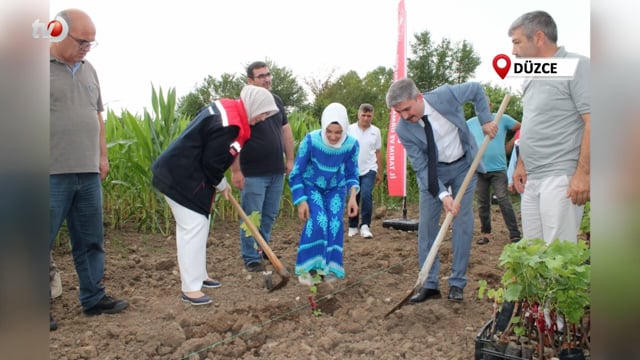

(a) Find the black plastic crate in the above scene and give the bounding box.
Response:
[475,320,531,360]
[475,319,589,360]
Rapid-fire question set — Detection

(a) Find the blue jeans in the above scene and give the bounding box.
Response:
[240,174,284,265]
[49,173,105,309]
[348,170,376,228]
[475,171,521,239]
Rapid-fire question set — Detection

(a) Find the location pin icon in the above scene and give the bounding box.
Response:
[492,54,511,79]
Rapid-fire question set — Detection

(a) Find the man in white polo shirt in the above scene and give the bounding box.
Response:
[509,10,590,244]
[347,104,382,239]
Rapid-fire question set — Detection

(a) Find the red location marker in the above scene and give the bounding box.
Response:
[492,54,511,79]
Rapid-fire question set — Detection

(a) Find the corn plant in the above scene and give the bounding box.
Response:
[103,86,189,234]
[375,126,419,210]
[366,121,420,211]
[282,110,319,217]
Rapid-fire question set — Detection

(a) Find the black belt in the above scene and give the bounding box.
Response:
[438,154,465,165]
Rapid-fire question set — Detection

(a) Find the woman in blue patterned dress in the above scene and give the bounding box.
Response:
[289,103,360,285]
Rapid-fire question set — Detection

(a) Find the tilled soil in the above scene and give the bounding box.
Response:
[49,204,516,360]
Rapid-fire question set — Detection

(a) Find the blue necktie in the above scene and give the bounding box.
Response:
[423,115,439,198]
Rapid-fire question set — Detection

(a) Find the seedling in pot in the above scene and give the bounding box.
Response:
[477,238,591,359]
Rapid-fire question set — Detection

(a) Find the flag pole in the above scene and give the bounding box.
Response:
[382,0,419,231]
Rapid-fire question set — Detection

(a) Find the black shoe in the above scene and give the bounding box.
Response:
[83,295,129,316]
[50,313,58,331]
[180,292,213,305]
[476,236,490,245]
[246,261,264,272]
[448,286,464,302]
[409,288,441,303]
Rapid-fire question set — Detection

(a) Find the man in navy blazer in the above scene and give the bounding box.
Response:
[386,78,497,302]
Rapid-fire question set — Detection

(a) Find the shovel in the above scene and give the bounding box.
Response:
[384,94,511,317]
[228,195,290,291]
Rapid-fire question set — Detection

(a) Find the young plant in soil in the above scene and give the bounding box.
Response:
[240,211,262,242]
[307,271,324,317]
[239,210,267,263]
[580,201,591,242]
[238,211,276,289]
[478,238,591,359]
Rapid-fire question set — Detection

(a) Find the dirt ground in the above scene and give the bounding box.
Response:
[49,201,518,360]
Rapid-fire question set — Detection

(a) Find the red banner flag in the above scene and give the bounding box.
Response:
[386,0,407,197]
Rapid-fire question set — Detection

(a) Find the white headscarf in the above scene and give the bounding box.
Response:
[320,102,349,148]
[239,85,279,119]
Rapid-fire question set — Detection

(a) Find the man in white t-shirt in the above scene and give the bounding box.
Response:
[347,104,382,239]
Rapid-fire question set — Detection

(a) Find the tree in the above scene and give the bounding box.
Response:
[361,66,395,121]
[462,83,522,123]
[408,30,481,91]
[176,73,243,119]
[268,64,308,111]
[484,84,522,122]
[308,67,393,123]
[304,69,336,100]
[176,61,307,119]
[310,70,366,120]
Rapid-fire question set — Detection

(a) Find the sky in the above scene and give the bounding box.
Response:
[49,0,590,114]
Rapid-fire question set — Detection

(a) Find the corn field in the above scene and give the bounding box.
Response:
[102,87,419,235]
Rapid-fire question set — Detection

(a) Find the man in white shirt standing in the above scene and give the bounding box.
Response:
[347,104,382,239]
[509,11,590,244]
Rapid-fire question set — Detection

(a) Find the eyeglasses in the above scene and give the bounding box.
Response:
[255,72,272,80]
[68,34,98,49]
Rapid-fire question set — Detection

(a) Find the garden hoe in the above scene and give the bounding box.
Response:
[229,195,290,292]
[384,94,511,318]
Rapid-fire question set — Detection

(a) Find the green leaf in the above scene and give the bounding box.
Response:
[239,211,262,235]
[477,279,487,299]
[484,238,590,326]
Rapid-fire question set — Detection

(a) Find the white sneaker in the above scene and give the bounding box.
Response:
[323,273,339,283]
[50,270,62,299]
[360,225,373,239]
[348,227,358,237]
